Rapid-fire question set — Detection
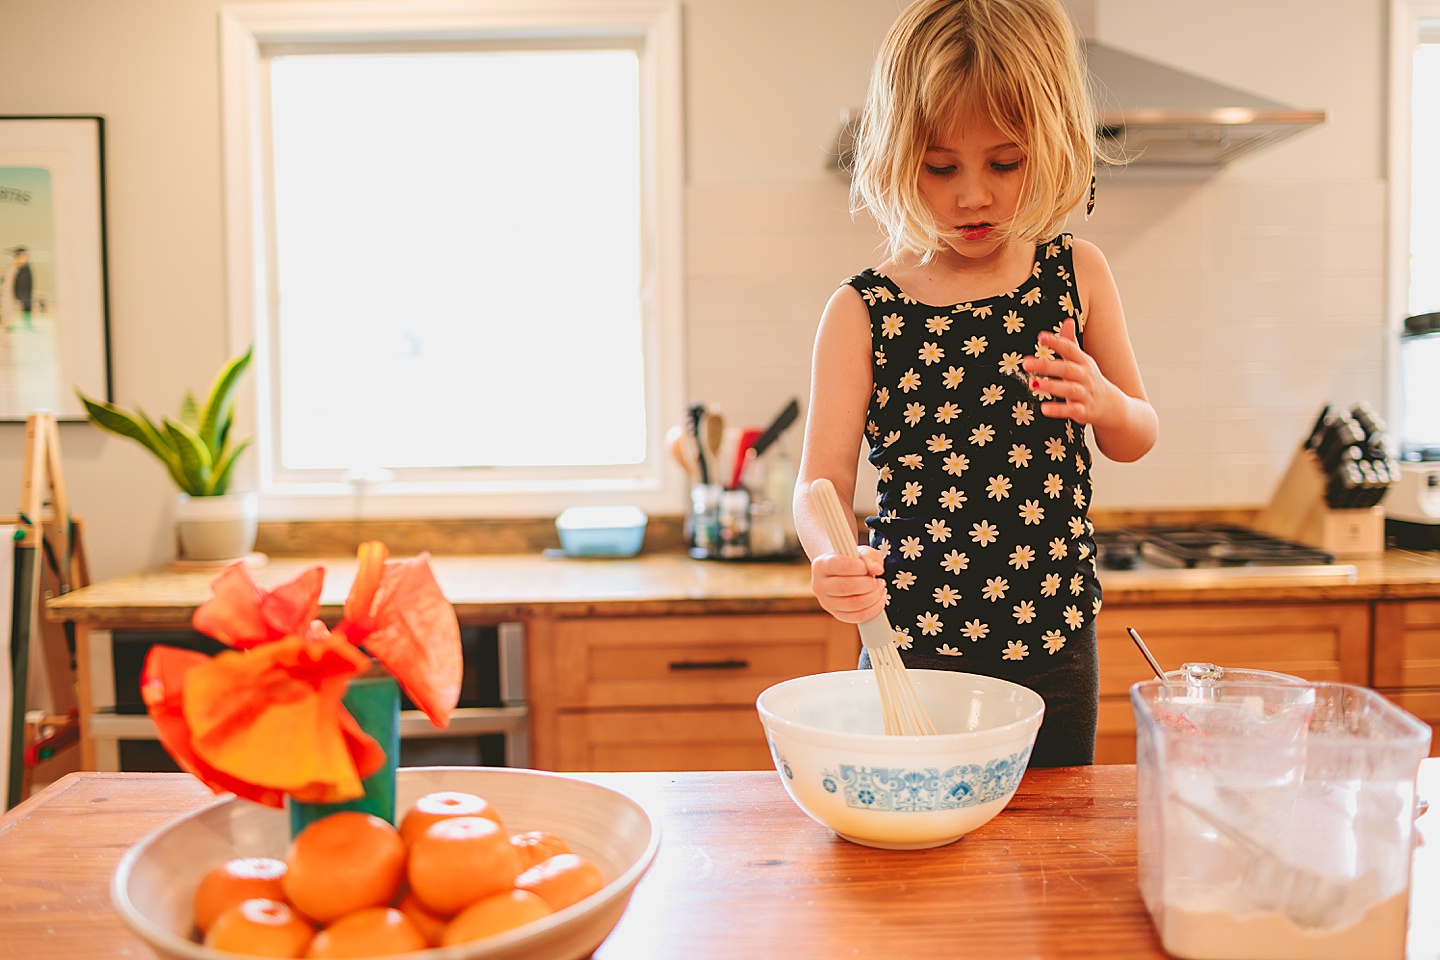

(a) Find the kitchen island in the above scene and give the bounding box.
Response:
[3,761,1435,959]
[44,549,1440,772]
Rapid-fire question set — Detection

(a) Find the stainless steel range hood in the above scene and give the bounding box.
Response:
[1084,40,1326,167]
[831,41,1326,172]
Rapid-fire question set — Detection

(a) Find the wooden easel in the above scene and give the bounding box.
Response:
[5,412,89,808]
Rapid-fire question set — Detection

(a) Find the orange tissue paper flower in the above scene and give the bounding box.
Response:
[191,563,325,650]
[335,543,463,729]
[141,542,463,808]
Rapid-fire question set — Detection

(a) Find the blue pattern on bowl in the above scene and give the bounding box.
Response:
[820,747,1034,812]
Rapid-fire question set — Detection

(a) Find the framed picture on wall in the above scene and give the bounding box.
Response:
[0,115,111,422]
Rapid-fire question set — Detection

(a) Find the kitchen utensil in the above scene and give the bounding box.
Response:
[687,404,709,484]
[809,477,935,737]
[702,412,725,486]
[1168,792,1386,931]
[665,425,698,482]
[1126,626,1167,680]
[113,767,659,960]
[750,398,800,460]
[729,427,763,490]
[756,668,1043,849]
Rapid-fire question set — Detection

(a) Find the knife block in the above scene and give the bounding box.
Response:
[1254,448,1385,558]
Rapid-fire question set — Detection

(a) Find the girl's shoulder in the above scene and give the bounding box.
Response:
[842,267,908,306]
[844,266,890,291]
[1063,235,1117,282]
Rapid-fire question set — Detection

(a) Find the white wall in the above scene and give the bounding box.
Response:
[1083,0,1387,505]
[0,0,1390,580]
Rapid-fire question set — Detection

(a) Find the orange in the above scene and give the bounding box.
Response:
[441,889,552,947]
[395,890,448,946]
[514,853,606,912]
[282,811,406,924]
[193,856,289,934]
[303,906,427,958]
[509,830,572,871]
[399,791,503,846]
[406,815,521,916]
[204,897,314,958]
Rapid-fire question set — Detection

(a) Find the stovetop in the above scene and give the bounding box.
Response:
[1094,525,1336,571]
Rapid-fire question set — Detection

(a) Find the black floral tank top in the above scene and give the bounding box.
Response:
[846,233,1101,677]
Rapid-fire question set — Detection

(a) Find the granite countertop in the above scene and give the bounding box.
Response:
[44,548,1440,628]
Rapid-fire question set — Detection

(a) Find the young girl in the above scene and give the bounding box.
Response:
[794,0,1157,767]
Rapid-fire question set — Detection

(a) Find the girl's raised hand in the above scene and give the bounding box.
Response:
[1023,319,1121,428]
[810,545,887,623]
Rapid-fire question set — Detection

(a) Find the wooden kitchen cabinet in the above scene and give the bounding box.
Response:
[524,613,859,772]
[1373,599,1440,757]
[1093,601,1371,764]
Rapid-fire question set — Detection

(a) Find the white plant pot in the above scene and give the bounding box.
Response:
[174,492,259,562]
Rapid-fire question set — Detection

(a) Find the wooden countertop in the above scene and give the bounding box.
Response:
[45,549,1440,628]
[2,763,1434,959]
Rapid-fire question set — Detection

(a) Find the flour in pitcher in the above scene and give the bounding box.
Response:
[1159,891,1409,960]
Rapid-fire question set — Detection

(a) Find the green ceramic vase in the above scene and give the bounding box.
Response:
[287,671,400,836]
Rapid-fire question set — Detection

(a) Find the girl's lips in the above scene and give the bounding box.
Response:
[957,223,994,240]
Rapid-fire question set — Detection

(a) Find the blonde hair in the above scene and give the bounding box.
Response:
[851,0,1107,260]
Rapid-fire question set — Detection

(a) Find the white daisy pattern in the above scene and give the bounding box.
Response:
[844,242,1098,677]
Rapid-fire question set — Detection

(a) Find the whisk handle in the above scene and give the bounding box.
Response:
[809,478,860,559]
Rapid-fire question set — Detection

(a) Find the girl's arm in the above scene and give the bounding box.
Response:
[793,284,887,624]
[1022,238,1158,463]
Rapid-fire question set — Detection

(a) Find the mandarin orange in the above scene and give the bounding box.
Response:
[193,856,289,934]
[407,815,521,915]
[303,905,427,958]
[399,790,502,846]
[441,889,553,947]
[281,811,406,924]
[395,889,449,946]
[514,853,606,912]
[204,897,314,958]
[508,830,573,871]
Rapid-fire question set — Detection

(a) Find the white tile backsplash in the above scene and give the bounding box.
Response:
[684,176,1387,512]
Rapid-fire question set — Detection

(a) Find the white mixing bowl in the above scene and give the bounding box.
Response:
[756,669,1045,850]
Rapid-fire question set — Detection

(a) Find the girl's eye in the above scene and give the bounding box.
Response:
[924,164,956,176]
[992,160,1022,172]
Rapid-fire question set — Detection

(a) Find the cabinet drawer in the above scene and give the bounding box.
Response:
[535,614,858,709]
[1095,697,1137,765]
[1374,601,1440,688]
[1096,602,1369,697]
[554,707,773,771]
[1380,691,1440,757]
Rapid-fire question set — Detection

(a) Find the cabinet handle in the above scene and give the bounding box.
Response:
[668,658,749,672]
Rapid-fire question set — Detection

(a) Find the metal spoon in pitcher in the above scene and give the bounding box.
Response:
[1126,627,1168,681]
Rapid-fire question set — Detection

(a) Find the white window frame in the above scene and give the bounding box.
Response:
[1387,0,1440,426]
[218,0,686,520]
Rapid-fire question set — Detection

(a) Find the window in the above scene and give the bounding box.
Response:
[1388,0,1440,453]
[219,2,685,518]
[1410,29,1440,314]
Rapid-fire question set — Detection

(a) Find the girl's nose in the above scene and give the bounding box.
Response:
[955,171,990,210]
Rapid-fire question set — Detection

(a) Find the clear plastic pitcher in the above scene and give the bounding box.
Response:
[1132,674,1432,960]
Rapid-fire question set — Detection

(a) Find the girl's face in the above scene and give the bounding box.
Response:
[917,113,1026,262]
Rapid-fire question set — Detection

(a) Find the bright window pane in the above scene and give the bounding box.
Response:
[268,49,645,472]
[1411,42,1440,314]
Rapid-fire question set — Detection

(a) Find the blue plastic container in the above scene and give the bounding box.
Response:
[555,505,648,557]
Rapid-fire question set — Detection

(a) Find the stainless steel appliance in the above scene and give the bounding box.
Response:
[1095,526,1337,572]
[1388,312,1440,548]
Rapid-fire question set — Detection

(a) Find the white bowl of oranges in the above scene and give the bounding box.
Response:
[111,767,659,960]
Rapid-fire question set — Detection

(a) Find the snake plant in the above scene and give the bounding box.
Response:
[77,347,253,497]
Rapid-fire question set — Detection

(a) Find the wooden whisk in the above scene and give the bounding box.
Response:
[810,478,937,736]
